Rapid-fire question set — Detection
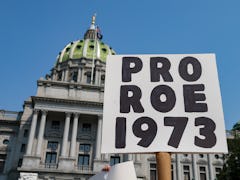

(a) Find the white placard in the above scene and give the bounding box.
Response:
[89,161,137,180]
[102,54,228,153]
[88,172,108,180]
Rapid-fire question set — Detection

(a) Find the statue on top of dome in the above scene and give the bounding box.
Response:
[91,14,96,25]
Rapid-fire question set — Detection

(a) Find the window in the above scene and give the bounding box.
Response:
[86,73,91,84]
[171,164,174,180]
[3,139,9,145]
[89,45,94,49]
[79,144,91,153]
[66,47,70,52]
[0,154,6,173]
[76,45,82,49]
[18,158,23,167]
[183,165,190,180]
[45,142,58,168]
[102,48,107,53]
[82,123,91,132]
[85,71,95,84]
[150,163,157,180]
[51,121,60,130]
[101,75,105,85]
[199,154,204,158]
[72,71,78,82]
[21,144,26,153]
[78,154,90,167]
[199,166,207,180]
[57,72,62,81]
[23,129,29,137]
[45,152,57,164]
[215,167,222,178]
[47,142,58,150]
[0,154,6,159]
[110,156,120,166]
[78,143,91,170]
[0,160,5,173]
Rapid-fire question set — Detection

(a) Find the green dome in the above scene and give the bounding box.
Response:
[56,39,116,64]
[56,15,116,65]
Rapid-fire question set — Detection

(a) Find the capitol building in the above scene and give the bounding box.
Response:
[0,16,224,180]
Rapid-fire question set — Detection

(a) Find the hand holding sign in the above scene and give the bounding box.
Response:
[102,54,228,154]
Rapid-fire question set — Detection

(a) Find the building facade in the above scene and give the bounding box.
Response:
[0,16,224,180]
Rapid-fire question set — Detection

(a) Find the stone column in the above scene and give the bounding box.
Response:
[207,154,214,180]
[94,69,100,85]
[36,110,47,156]
[61,113,71,157]
[192,154,198,179]
[61,71,65,81]
[128,154,133,161]
[95,115,103,160]
[26,110,39,155]
[52,73,56,81]
[104,154,108,161]
[82,68,87,83]
[70,113,79,157]
[64,69,69,81]
[136,154,141,162]
[52,69,57,80]
[77,68,82,82]
[176,154,181,180]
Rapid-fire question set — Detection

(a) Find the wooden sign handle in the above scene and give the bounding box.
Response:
[156,152,171,180]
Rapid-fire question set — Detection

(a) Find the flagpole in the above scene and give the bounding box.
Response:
[90,14,97,85]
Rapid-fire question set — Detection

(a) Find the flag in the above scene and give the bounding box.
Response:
[96,26,103,40]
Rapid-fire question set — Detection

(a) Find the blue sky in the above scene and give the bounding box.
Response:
[0,0,239,130]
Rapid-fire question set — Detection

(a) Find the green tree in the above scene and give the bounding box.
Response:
[218,122,240,180]
[232,121,240,131]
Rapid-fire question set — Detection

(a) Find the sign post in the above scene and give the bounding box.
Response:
[156,152,171,180]
[102,54,228,179]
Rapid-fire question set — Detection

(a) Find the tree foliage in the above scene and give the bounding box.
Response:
[217,133,240,180]
[232,122,240,131]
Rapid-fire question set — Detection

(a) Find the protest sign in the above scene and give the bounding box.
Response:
[102,54,228,153]
[89,161,137,180]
